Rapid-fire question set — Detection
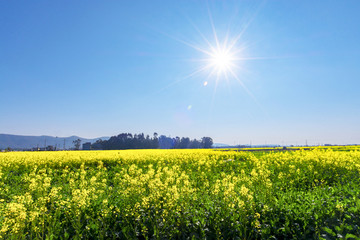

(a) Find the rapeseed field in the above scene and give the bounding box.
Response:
[0,148,360,239]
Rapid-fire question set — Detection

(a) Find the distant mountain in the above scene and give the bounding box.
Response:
[0,134,109,150]
[213,143,282,148]
[212,143,231,148]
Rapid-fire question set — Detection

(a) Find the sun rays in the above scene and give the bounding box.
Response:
[181,22,260,104]
[150,3,266,107]
[172,8,258,100]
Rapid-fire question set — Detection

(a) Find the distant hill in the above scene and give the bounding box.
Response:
[212,143,282,148]
[0,134,109,150]
[212,143,231,148]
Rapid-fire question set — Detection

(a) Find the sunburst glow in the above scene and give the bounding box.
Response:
[209,47,235,74]
[190,34,247,88]
[180,18,260,102]
[156,7,262,103]
[179,23,247,85]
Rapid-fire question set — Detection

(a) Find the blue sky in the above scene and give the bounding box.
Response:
[1,0,360,145]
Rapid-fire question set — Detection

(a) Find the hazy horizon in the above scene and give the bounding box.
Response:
[1,1,360,146]
[0,132,357,147]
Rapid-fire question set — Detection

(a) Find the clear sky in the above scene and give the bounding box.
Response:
[1,0,360,145]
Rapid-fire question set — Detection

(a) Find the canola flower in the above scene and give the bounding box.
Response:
[0,147,359,239]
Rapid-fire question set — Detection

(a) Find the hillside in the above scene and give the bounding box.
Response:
[0,134,109,150]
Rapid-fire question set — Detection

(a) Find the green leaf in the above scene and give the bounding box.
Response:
[345,233,359,240]
[345,225,353,231]
[323,227,336,237]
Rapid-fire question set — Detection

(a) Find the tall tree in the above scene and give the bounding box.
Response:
[179,137,190,148]
[73,139,81,150]
[201,137,213,148]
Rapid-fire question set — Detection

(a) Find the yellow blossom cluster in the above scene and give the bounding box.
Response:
[0,147,359,239]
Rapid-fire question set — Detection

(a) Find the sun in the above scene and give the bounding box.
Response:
[208,47,235,75]
[186,33,258,101]
[157,8,261,101]
[177,23,245,82]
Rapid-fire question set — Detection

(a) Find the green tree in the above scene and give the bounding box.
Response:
[73,139,81,150]
[201,137,213,148]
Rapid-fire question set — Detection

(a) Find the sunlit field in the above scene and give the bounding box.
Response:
[1,147,360,239]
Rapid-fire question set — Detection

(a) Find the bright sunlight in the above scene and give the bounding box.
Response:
[208,47,235,75]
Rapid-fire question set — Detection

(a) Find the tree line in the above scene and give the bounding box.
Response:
[89,133,213,150]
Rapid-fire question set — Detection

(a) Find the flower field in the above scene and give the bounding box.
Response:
[1,148,360,239]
